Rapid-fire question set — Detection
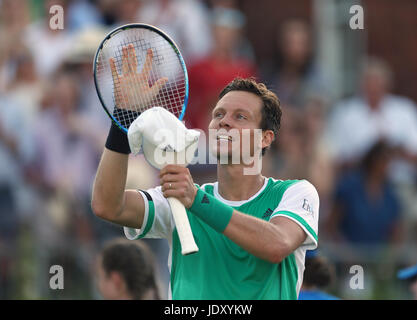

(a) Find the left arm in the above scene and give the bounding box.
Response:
[223,212,307,263]
[160,165,313,263]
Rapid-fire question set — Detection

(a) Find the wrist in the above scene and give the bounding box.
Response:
[189,188,234,233]
[105,122,131,154]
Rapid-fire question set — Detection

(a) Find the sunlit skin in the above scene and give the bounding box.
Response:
[208,90,269,164]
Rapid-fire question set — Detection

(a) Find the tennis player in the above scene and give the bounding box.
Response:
[92,74,319,299]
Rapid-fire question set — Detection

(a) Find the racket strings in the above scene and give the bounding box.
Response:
[96,27,186,129]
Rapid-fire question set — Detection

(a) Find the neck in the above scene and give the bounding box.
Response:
[217,163,265,201]
[365,94,384,110]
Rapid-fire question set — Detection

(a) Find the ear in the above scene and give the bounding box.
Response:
[262,130,275,150]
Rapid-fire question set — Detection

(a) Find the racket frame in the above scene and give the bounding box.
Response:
[93,23,189,133]
[93,23,198,255]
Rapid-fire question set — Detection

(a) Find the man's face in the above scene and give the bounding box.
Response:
[208,90,271,164]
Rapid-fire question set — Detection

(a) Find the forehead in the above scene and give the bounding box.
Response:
[214,90,262,115]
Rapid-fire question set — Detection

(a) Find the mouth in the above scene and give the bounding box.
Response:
[216,135,233,142]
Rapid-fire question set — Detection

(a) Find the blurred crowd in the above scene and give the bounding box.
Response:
[0,0,416,300]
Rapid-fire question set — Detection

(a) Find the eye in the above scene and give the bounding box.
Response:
[236,113,247,120]
[214,112,223,119]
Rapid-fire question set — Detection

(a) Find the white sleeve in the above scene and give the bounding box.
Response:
[269,180,319,250]
[124,186,174,240]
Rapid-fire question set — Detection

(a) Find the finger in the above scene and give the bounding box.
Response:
[122,46,130,75]
[162,181,178,192]
[160,173,182,184]
[109,58,119,83]
[141,48,154,77]
[127,44,138,74]
[159,164,184,178]
[149,77,168,97]
[162,189,185,200]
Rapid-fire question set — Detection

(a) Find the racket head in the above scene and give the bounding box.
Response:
[93,23,189,133]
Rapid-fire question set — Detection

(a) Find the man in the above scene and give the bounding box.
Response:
[91,50,319,299]
[326,57,417,170]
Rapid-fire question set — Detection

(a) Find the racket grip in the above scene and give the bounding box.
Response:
[167,197,199,255]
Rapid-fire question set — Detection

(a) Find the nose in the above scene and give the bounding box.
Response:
[218,113,232,129]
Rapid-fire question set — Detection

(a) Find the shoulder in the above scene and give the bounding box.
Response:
[385,94,417,109]
[384,95,417,118]
[269,178,319,201]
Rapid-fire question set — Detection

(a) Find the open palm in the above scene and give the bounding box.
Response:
[109,44,168,111]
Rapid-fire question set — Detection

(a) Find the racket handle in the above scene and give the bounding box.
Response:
[167,197,199,255]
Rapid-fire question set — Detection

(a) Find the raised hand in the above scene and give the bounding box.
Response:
[109,44,168,111]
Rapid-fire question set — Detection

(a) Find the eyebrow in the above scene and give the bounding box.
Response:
[212,107,252,116]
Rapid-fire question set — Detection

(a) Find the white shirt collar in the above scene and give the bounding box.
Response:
[213,178,269,207]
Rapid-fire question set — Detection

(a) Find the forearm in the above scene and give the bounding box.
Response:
[223,211,289,263]
[189,188,292,263]
[91,148,129,219]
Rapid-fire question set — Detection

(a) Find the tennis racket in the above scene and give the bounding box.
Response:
[93,23,198,255]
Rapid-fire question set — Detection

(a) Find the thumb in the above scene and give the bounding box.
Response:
[150,77,168,97]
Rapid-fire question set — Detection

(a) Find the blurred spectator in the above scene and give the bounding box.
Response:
[325,140,403,261]
[397,263,417,300]
[103,0,143,26]
[5,46,44,126]
[262,19,329,110]
[264,97,335,225]
[96,238,161,300]
[185,6,256,131]
[32,70,98,200]
[23,0,73,78]
[325,57,417,253]
[67,0,105,31]
[298,250,340,300]
[0,0,32,92]
[0,94,34,299]
[326,57,417,173]
[139,0,212,63]
[62,27,111,152]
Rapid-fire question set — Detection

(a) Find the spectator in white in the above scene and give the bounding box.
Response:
[32,70,98,200]
[4,45,44,127]
[326,57,417,184]
[62,27,110,152]
[23,0,73,78]
[138,0,212,63]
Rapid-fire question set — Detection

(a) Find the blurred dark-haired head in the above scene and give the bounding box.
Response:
[303,254,335,289]
[97,238,160,300]
[361,139,394,178]
[277,19,313,74]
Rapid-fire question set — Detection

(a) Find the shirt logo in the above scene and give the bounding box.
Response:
[201,194,210,204]
[302,199,314,215]
[262,208,273,219]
